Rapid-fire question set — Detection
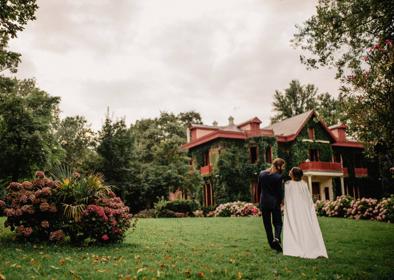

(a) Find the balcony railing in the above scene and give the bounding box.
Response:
[355,167,368,177]
[299,161,343,172]
[200,165,213,176]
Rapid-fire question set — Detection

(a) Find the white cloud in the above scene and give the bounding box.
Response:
[9,0,340,130]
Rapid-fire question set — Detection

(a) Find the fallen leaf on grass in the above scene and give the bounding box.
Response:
[137,268,146,274]
[197,272,205,278]
[50,266,60,270]
[0,273,5,280]
[237,271,243,279]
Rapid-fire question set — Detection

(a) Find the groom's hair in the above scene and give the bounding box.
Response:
[290,167,303,181]
[271,158,286,174]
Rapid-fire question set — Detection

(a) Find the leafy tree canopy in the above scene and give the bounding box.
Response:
[56,116,97,171]
[271,80,348,126]
[293,0,394,191]
[0,0,38,73]
[0,77,61,181]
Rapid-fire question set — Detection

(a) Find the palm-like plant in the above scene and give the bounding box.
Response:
[51,165,112,222]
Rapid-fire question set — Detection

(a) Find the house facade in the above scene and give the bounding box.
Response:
[182,111,373,206]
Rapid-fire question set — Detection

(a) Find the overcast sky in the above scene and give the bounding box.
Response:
[10,0,340,130]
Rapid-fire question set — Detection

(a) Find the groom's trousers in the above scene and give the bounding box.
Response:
[261,207,282,247]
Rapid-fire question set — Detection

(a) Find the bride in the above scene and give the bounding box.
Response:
[283,167,328,259]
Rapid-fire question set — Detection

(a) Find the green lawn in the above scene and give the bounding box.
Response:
[0,217,393,280]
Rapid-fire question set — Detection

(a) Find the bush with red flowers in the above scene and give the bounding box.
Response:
[1,171,135,244]
[1,172,63,241]
[79,196,133,243]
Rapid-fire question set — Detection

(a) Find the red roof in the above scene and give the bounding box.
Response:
[265,110,337,142]
[183,111,364,150]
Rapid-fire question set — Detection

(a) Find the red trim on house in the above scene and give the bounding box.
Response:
[292,111,337,143]
[200,165,213,176]
[355,168,368,177]
[299,161,343,172]
[245,128,274,138]
[237,117,262,128]
[332,142,364,148]
[182,130,246,150]
[343,167,349,177]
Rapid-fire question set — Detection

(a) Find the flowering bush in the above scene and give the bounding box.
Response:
[79,196,133,243]
[2,172,63,241]
[213,201,261,217]
[316,195,353,217]
[1,171,135,244]
[315,195,394,223]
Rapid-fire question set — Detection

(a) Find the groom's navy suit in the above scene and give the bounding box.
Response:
[258,170,284,248]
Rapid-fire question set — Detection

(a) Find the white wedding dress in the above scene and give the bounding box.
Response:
[283,180,328,259]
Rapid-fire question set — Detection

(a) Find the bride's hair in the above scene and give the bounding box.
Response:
[290,167,303,181]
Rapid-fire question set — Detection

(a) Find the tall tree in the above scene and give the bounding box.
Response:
[56,116,97,171]
[0,0,38,73]
[316,93,349,126]
[271,80,318,123]
[97,115,138,199]
[272,80,349,126]
[0,77,61,181]
[131,111,203,209]
[293,0,394,192]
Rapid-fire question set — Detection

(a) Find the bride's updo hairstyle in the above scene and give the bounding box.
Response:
[290,167,303,181]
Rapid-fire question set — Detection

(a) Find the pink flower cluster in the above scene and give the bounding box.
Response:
[80,196,132,243]
[315,195,393,222]
[213,201,261,217]
[2,172,62,241]
[49,230,65,242]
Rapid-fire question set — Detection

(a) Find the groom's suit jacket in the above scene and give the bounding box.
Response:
[258,170,284,210]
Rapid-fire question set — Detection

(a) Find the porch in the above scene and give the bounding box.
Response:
[300,161,345,200]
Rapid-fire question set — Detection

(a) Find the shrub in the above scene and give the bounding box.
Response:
[156,209,176,218]
[213,201,261,217]
[318,195,353,217]
[79,196,133,243]
[315,195,394,223]
[1,171,135,244]
[2,172,63,242]
[154,199,200,217]
[134,209,156,218]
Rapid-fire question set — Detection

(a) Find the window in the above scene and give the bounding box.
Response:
[308,127,315,140]
[250,146,258,163]
[265,146,272,163]
[309,149,319,161]
[203,151,209,166]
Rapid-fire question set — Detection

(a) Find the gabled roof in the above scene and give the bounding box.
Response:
[265,110,337,142]
[182,116,274,150]
[237,117,262,128]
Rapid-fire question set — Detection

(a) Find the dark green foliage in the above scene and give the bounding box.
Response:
[130,112,203,211]
[96,115,139,203]
[212,138,277,204]
[0,77,62,182]
[293,0,394,78]
[294,0,394,191]
[154,199,200,217]
[0,0,38,73]
[271,80,318,123]
[56,116,97,171]
[271,80,348,126]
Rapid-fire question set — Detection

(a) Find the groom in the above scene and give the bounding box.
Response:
[258,158,285,252]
